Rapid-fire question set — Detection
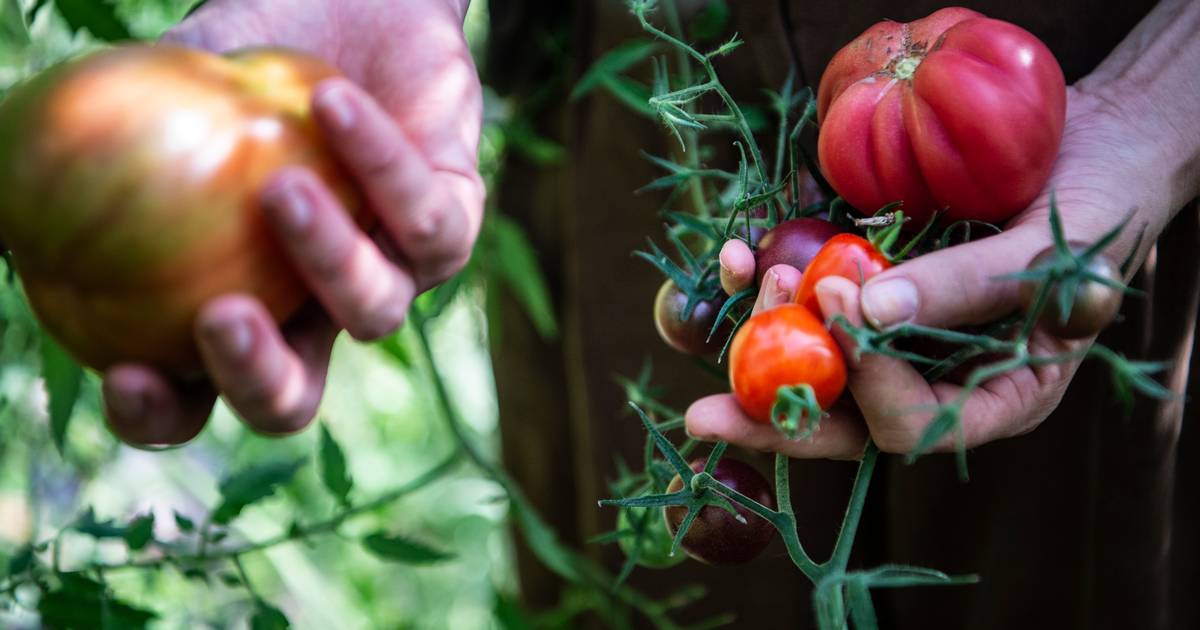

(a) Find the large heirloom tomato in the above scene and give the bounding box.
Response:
[817,7,1066,224]
[728,304,846,424]
[0,45,366,377]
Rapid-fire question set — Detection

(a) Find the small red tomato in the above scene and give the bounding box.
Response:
[663,458,777,565]
[793,234,891,317]
[728,304,846,423]
[817,7,1066,224]
[753,218,843,286]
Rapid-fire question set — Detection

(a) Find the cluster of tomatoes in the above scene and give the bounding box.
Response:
[640,7,1101,566]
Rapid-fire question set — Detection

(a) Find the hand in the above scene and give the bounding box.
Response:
[103,0,483,446]
[687,87,1178,459]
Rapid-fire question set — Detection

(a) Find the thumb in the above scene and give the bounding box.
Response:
[860,224,1045,330]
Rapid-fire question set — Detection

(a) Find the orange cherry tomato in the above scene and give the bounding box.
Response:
[794,234,892,317]
[728,304,847,424]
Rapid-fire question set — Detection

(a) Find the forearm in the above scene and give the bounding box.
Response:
[1078,0,1200,217]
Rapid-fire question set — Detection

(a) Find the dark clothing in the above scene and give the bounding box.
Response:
[487,1,1197,628]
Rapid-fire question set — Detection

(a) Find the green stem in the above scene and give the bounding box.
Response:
[828,441,878,572]
[661,0,710,221]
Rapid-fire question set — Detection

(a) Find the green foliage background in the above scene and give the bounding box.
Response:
[0,1,554,628]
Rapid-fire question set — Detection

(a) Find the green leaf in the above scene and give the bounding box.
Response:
[688,0,730,41]
[40,331,82,456]
[211,459,306,525]
[123,514,155,551]
[1,0,31,51]
[73,507,128,539]
[38,573,158,629]
[173,511,195,533]
[250,602,291,630]
[571,40,658,100]
[6,544,34,576]
[218,572,241,587]
[362,532,454,565]
[598,74,656,117]
[503,119,564,165]
[493,592,533,630]
[487,215,559,340]
[53,0,132,41]
[318,424,353,507]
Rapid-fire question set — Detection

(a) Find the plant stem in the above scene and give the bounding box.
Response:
[661,0,710,221]
[828,441,878,571]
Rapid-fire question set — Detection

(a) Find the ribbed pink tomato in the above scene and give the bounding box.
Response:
[817,7,1066,225]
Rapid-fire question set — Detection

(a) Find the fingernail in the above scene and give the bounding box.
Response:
[266,180,313,233]
[203,318,254,360]
[861,277,919,328]
[761,269,783,308]
[315,84,356,129]
[814,280,845,321]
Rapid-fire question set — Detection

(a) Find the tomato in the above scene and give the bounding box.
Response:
[793,234,891,317]
[753,218,843,286]
[663,458,776,565]
[653,280,732,355]
[817,7,1066,225]
[0,45,366,377]
[617,507,685,569]
[1019,244,1123,339]
[728,304,846,423]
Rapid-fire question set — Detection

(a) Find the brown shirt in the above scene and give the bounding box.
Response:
[487,1,1197,628]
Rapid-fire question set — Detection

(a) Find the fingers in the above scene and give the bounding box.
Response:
[311,78,484,290]
[262,169,415,341]
[103,367,215,448]
[751,265,803,315]
[685,394,869,460]
[719,239,755,295]
[194,296,338,436]
[859,224,1044,330]
[816,275,1053,453]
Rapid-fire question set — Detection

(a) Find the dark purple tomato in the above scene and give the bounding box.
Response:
[653,280,732,355]
[663,458,776,565]
[754,218,843,286]
[1019,244,1123,340]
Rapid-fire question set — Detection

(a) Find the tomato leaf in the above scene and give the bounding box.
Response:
[571,40,658,100]
[39,331,82,456]
[123,513,155,551]
[486,215,559,340]
[173,510,195,533]
[52,0,132,42]
[38,573,157,629]
[1,0,32,51]
[249,602,291,630]
[687,0,730,41]
[73,507,128,539]
[211,458,306,525]
[361,532,454,565]
[318,423,353,507]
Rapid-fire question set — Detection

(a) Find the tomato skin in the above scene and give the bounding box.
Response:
[663,458,776,566]
[653,280,732,355]
[1019,244,1123,339]
[817,7,1066,224]
[793,234,891,317]
[753,218,843,286]
[728,304,847,424]
[0,45,366,376]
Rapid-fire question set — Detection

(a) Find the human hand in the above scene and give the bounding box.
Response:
[687,87,1180,459]
[103,0,483,446]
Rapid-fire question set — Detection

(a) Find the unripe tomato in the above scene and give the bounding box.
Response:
[728,304,846,424]
[793,234,891,317]
[753,218,843,286]
[817,7,1066,224]
[0,45,367,377]
[663,458,776,566]
[653,280,732,355]
[1019,244,1123,339]
[617,507,685,569]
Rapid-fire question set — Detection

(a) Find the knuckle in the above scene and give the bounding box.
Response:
[871,428,917,455]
